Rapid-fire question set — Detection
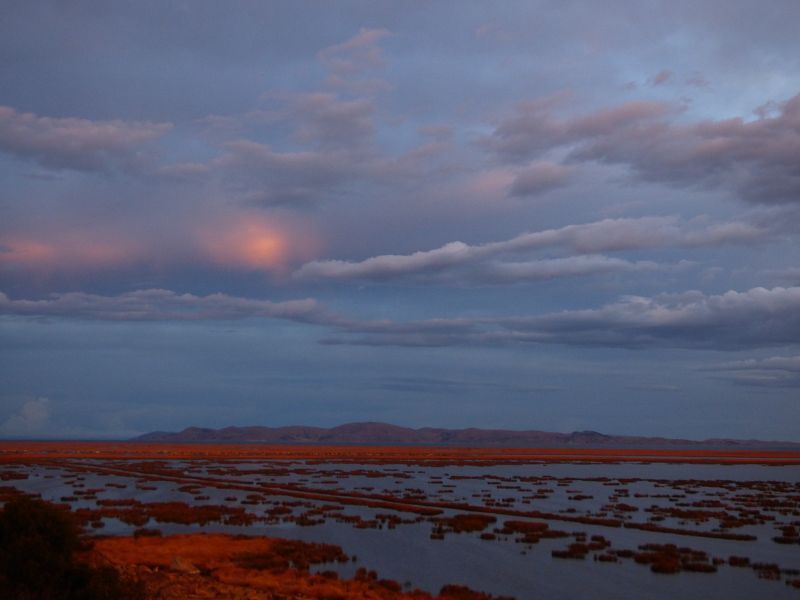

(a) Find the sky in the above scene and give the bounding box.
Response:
[1,0,799,441]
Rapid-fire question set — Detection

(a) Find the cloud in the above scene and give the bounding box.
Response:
[372,376,557,395]
[474,22,513,44]
[0,289,473,345]
[194,213,319,273]
[573,94,800,204]
[4,285,800,355]
[294,215,765,283]
[287,92,375,150]
[706,355,800,388]
[163,138,359,206]
[418,125,453,141]
[161,29,397,206]
[685,72,710,88]
[241,91,377,152]
[504,286,800,349]
[488,94,800,204]
[0,289,326,323]
[317,28,393,92]
[300,251,666,286]
[469,255,663,284]
[159,30,510,209]
[297,240,474,282]
[649,69,674,86]
[487,96,670,162]
[163,85,437,208]
[323,286,800,350]
[161,125,453,208]
[0,397,50,436]
[624,384,680,392]
[0,212,319,275]
[509,162,572,197]
[761,266,800,286]
[0,105,171,172]
[0,397,143,439]
[0,234,140,271]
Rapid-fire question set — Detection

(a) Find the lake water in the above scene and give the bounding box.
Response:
[3,457,799,599]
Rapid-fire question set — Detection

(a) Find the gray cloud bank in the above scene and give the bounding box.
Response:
[706,355,800,388]
[4,285,799,353]
[324,286,800,350]
[295,216,764,284]
[0,106,171,172]
[0,289,322,322]
[488,94,800,204]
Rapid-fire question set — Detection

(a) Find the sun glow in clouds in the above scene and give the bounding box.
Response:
[1,213,319,277]
[0,236,138,271]
[197,214,320,273]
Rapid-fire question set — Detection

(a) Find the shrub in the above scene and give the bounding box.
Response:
[0,496,142,599]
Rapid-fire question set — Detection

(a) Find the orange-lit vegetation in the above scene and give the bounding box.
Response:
[88,533,513,599]
[2,441,799,464]
[2,442,800,596]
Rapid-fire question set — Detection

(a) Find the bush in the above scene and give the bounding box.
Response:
[0,496,141,599]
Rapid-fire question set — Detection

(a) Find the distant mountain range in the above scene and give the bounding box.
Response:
[132,422,800,449]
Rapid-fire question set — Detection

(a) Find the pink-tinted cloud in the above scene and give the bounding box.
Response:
[685,72,710,88]
[509,162,572,196]
[0,213,320,276]
[573,94,800,203]
[487,96,670,162]
[489,94,800,204]
[649,69,674,86]
[0,106,171,172]
[0,234,142,272]
[294,215,764,283]
[194,213,320,274]
[317,28,393,92]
